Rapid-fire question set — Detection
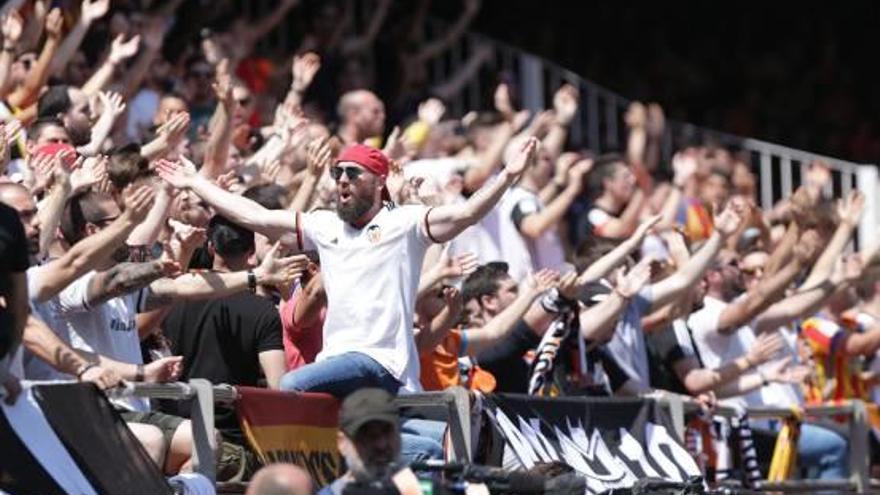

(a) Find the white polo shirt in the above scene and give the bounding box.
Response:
[296,204,435,393]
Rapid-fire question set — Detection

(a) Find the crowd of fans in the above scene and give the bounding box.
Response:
[0,0,879,493]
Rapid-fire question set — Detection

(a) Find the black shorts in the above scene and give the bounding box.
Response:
[119,409,185,450]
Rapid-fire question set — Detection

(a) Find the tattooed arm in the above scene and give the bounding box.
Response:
[85,260,171,308]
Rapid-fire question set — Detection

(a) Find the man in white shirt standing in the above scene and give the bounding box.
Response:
[158,138,540,397]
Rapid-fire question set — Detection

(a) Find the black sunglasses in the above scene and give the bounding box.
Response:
[330,166,365,182]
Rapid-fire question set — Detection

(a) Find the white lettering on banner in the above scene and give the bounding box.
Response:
[490,407,701,494]
[517,416,558,463]
[494,407,540,468]
[618,428,661,478]
[647,423,702,479]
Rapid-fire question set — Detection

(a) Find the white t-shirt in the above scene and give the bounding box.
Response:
[40,271,150,410]
[687,296,798,409]
[495,187,565,282]
[297,204,434,393]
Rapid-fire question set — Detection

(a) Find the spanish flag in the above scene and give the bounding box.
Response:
[237,387,344,486]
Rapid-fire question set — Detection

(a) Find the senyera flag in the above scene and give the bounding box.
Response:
[484,394,702,494]
[237,386,344,486]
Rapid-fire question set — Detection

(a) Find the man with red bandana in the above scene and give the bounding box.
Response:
[157,137,539,397]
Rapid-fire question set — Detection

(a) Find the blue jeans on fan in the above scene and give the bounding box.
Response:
[797,423,848,479]
[400,418,446,464]
[278,351,400,398]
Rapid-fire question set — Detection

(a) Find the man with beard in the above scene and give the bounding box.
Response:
[318,388,421,495]
[157,138,540,397]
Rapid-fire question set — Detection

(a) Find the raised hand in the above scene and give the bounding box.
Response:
[382,126,413,163]
[141,17,167,51]
[633,214,663,242]
[503,136,539,177]
[45,8,63,39]
[418,98,446,126]
[746,331,783,367]
[306,138,333,177]
[837,190,865,226]
[71,155,108,193]
[553,84,579,126]
[566,158,592,193]
[121,184,156,223]
[614,257,653,299]
[671,151,697,187]
[155,159,196,190]
[143,356,183,383]
[494,83,515,119]
[291,52,321,93]
[764,357,810,385]
[109,34,140,65]
[440,251,479,279]
[212,59,233,108]
[255,242,309,286]
[215,170,238,191]
[168,218,207,253]
[81,0,110,23]
[624,101,647,129]
[156,112,190,149]
[526,268,560,296]
[98,91,126,118]
[713,198,746,237]
[645,103,665,138]
[1,11,23,47]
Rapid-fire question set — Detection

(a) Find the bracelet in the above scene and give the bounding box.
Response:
[757,369,769,387]
[75,362,97,380]
[135,364,145,382]
[247,270,258,293]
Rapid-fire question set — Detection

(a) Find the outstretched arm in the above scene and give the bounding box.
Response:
[48,0,108,76]
[157,159,296,240]
[426,137,538,243]
[7,8,62,109]
[30,186,155,303]
[465,270,557,356]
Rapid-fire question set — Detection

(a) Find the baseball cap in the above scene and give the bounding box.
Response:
[34,142,77,169]
[337,144,391,201]
[339,388,399,438]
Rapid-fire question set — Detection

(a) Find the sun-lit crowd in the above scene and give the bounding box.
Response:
[0,0,878,492]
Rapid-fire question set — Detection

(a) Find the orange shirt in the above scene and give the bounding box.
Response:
[419,329,496,392]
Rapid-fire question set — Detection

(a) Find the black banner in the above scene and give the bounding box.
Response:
[484,394,701,494]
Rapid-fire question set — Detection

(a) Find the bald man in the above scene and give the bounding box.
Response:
[336,89,385,145]
[245,464,313,495]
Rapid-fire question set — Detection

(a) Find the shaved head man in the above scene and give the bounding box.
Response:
[337,89,385,144]
[245,464,313,495]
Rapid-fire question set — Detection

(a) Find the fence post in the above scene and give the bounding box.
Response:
[856,165,879,251]
[519,53,545,115]
[850,400,869,493]
[189,378,217,483]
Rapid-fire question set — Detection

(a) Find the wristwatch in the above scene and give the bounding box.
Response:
[247,270,257,293]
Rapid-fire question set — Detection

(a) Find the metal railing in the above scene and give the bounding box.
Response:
[111,382,474,482]
[425,24,879,249]
[657,393,872,493]
[239,1,877,247]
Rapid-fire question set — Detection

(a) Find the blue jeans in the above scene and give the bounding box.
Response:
[400,418,446,465]
[279,352,400,398]
[798,423,848,479]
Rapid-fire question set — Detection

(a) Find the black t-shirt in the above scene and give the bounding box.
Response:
[0,203,29,275]
[159,292,283,443]
[476,320,541,394]
[0,203,29,360]
[645,325,690,395]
